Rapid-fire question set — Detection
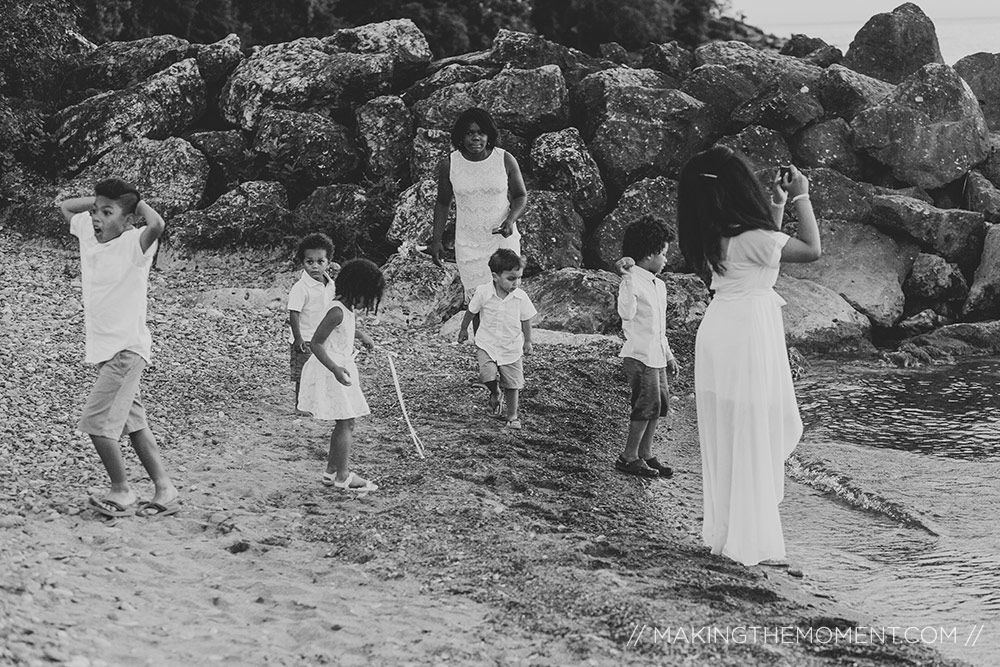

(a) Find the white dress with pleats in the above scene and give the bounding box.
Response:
[695,229,803,566]
[450,148,520,301]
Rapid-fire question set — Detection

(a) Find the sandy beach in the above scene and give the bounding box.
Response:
[0,231,967,667]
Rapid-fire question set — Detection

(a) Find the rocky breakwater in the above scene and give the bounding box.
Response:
[2,4,999,359]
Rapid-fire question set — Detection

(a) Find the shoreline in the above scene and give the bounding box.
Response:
[0,231,971,666]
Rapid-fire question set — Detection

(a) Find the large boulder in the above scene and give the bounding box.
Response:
[662,273,710,329]
[53,58,206,174]
[432,29,611,90]
[717,125,791,172]
[219,39,393,131]
[905,321,1000,356]
[356,95,414,185]
[170,181,295,249]
[865,195,987,272]
[775,275,873,352]
[387,179,441,245]
[517,190,585,276]
[413,65,570,136]
[57,137,208,221]
[840,3,944,84]
[252,109,360,199]
[962,224,1000,320]
[321,18,432,86]
[573,68,676,140]
[816,64,894,122]
[954,52,1000,132]
[979,134,1000,188]
[965,171,1000,223]
[530,127,606,224]
[787,119,862,180]
[792,168,876,225]
[293,185,371,258]
[186,130,256,206]
[190,34,243,89]
[379,244,462,327]
[410,128,452,184]
[693,40,823,88]
[588,86,713,193]
[586,176,681,272]
[729,71,825,135]
[903,253,969,316]
[402,64,497,106]
[71,35,190,94]
[680,64,756,131]
[851,64,990,189]
[639,41,694,81]
[781,220,916,328]
[522,268,621,334]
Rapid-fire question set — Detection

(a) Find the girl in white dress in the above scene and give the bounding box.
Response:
[430,107,528,308]
[298,259,385,493]
[677,145,821,566]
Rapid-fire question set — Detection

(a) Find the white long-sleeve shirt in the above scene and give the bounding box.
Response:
[617,265,674,368]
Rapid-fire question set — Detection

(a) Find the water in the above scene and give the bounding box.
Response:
[763,16,1000,65]
[785,358,1000,666]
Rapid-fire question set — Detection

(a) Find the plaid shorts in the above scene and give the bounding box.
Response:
[623,357,670,421]
[78,350,149,439]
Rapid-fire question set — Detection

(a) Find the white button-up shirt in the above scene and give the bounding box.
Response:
[468,282,537,365]
[287,270,336,343]
[617,265,674,367]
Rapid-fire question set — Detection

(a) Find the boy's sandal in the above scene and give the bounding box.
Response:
[615,456,659,478]
[644,457,674,478]
[504,419,522,429]
[329,471,378,493]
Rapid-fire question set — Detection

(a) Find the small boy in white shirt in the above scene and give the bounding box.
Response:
[60,178,179,518]
[287,233,337,413]
[458,249,536,429]
[614,215,681,478]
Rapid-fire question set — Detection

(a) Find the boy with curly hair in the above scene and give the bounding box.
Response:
[614,214,680,478]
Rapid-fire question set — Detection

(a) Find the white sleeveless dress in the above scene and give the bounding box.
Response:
[297,301,371,421]
[450,148,521,301]
[695,229,803,566]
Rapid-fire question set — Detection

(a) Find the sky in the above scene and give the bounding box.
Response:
[724,0,1000,63]
[725,0,1000,27]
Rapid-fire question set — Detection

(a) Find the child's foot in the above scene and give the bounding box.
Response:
[643,457,673,478]
[89,493,138,518]
[330,472,378,493]
[615,456,659,478]
[504,418,522,429]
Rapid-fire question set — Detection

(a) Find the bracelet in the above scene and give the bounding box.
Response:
[791,194,810,204]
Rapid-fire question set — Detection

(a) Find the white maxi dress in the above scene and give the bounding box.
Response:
[450,148,521,301]
[695,229,803,566]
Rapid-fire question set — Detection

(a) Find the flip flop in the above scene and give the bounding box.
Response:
[88,496,137,518]
[136,499,180,518]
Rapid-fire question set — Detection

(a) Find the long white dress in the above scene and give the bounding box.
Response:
[695,229,803,566]
[297,301,370,421]
[450,148,521,301]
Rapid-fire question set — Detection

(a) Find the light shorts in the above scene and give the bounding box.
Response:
[476,348,525,390]
[78,349,149,440]
[623,356,670,421]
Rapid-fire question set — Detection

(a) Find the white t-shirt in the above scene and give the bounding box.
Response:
[286,270,336,343]
[71,212,157,364]
[467,282,537,365]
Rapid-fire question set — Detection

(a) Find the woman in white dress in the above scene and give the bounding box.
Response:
[677,145,821,566]
[430,108,528,318]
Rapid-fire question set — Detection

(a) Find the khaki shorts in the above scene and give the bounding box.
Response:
[623,357,670,421]
[78,350,149,439]
[476,348,525,390]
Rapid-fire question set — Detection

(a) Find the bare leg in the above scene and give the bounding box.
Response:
[622,419,653,461]
[91,435,137,507]
[504,388,519,422]
[129,427,177,505]
[486,380,502,414]
[637,418,658,460]
[328,418,370,489]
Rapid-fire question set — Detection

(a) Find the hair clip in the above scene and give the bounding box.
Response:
[699,173,718,179]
